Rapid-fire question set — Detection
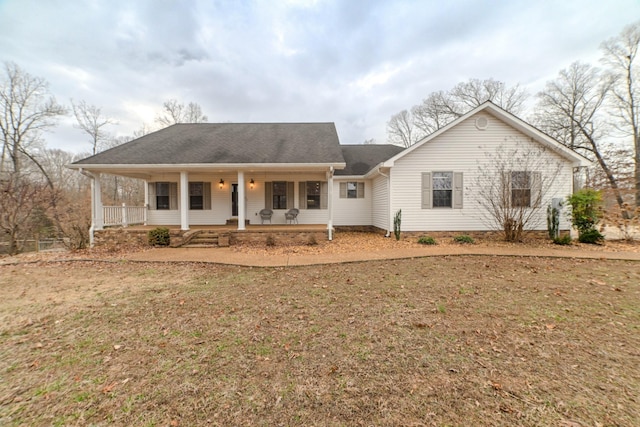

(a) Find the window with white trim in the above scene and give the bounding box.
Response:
[189,182,211,210]
[299,181,328,209]
[421,172,463,209]
[156,182,171,210]
[339,182,364,199]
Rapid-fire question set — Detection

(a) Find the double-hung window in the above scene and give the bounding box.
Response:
[299,181,328,209]
[511,171,531,207]
[339,182,364,199]
[421,172,463,209]
[509,171,541,208]
[189,182,204,210]
[188,182,211,210]
[432,172,453,208]
[265,181,294,210]
[156,182,171,210]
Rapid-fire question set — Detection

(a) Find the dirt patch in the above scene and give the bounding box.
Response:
[1,256,638,426]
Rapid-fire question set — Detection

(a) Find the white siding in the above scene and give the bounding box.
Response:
[146,172,334,226]
[372,175,389,230]
[389,112,575,231]
[332,179,372,226]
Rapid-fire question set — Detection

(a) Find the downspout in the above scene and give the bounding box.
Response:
[375,166,392,237]
[79,168,96,247]
[327,166,334,241]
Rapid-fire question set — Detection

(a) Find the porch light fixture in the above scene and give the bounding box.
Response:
[250,179,255,189]
[219,179,224,189]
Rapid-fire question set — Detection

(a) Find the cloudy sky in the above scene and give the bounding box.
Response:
[1,0,638,154]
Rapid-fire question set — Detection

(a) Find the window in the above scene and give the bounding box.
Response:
[421,172,463,209]
[189,182,204,210]
[511,171,532,207]
[306,181,321,209]
[339,182,364,199]
[156,182,170,210]
[272,181,288,209]
[432,172,453,208]
[299,181,327,209]
[264,182,294,210]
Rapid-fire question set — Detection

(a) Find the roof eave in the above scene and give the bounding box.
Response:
[68,162,347,171]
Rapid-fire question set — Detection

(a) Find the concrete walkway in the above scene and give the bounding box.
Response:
[122,245,640,267]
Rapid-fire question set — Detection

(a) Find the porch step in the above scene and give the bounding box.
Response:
[181,231,230,248]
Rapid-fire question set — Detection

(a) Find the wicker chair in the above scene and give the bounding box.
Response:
[259,209,273,224]
[285,208,299,224]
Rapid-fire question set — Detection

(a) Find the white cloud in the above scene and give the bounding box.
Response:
[0,0,638,151]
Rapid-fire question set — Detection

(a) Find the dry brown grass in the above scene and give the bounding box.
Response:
[1,256,639,426]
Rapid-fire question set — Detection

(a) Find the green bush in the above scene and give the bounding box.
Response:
[578,228,604,244]
[567,189,602,232]
[417,236,437,245]
[148,227,170,246]
[553,235,572,245]
[453,234,474,244]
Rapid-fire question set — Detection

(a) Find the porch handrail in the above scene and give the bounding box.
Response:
[103,204,146,227]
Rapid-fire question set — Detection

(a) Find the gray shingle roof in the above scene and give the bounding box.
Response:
[335,144,406,176]
[73,123,345,165]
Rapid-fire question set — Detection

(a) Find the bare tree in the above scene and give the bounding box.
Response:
[387,110,416,148]
[601,21,640,206]
[0,174,54,254]
[71,100,116,155]
[0,62,66,177]
[155,99,208,127]
[535,62,628,214]
[450,78,528,116]
[387,78,528,146]
[411,91,457,137]
[475,141,564,241]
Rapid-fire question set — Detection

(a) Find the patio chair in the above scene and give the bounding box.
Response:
[259,209,273,224]
[285,208,299,224]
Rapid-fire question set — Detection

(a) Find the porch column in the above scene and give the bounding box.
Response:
[237,170,246,230]
[180,171,189,231]
[327,168,334,240]
[143,181,149,225]
[93,172,104,231]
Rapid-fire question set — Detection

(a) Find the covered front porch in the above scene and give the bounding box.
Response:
[84,168,339,246]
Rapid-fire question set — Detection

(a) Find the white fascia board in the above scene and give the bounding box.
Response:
[68,162,347,171]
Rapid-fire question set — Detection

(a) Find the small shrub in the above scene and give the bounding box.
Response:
[265,234,276,247]
[148,227,170,246]
[553,235,572,245]
[453,234,474,244]
[578,228,604,244]
[417,236,437,245]
[307,234,318,246]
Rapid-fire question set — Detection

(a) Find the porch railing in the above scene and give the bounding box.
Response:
[103,204,146,227]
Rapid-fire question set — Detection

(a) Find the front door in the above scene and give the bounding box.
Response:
[231,183,238,216]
